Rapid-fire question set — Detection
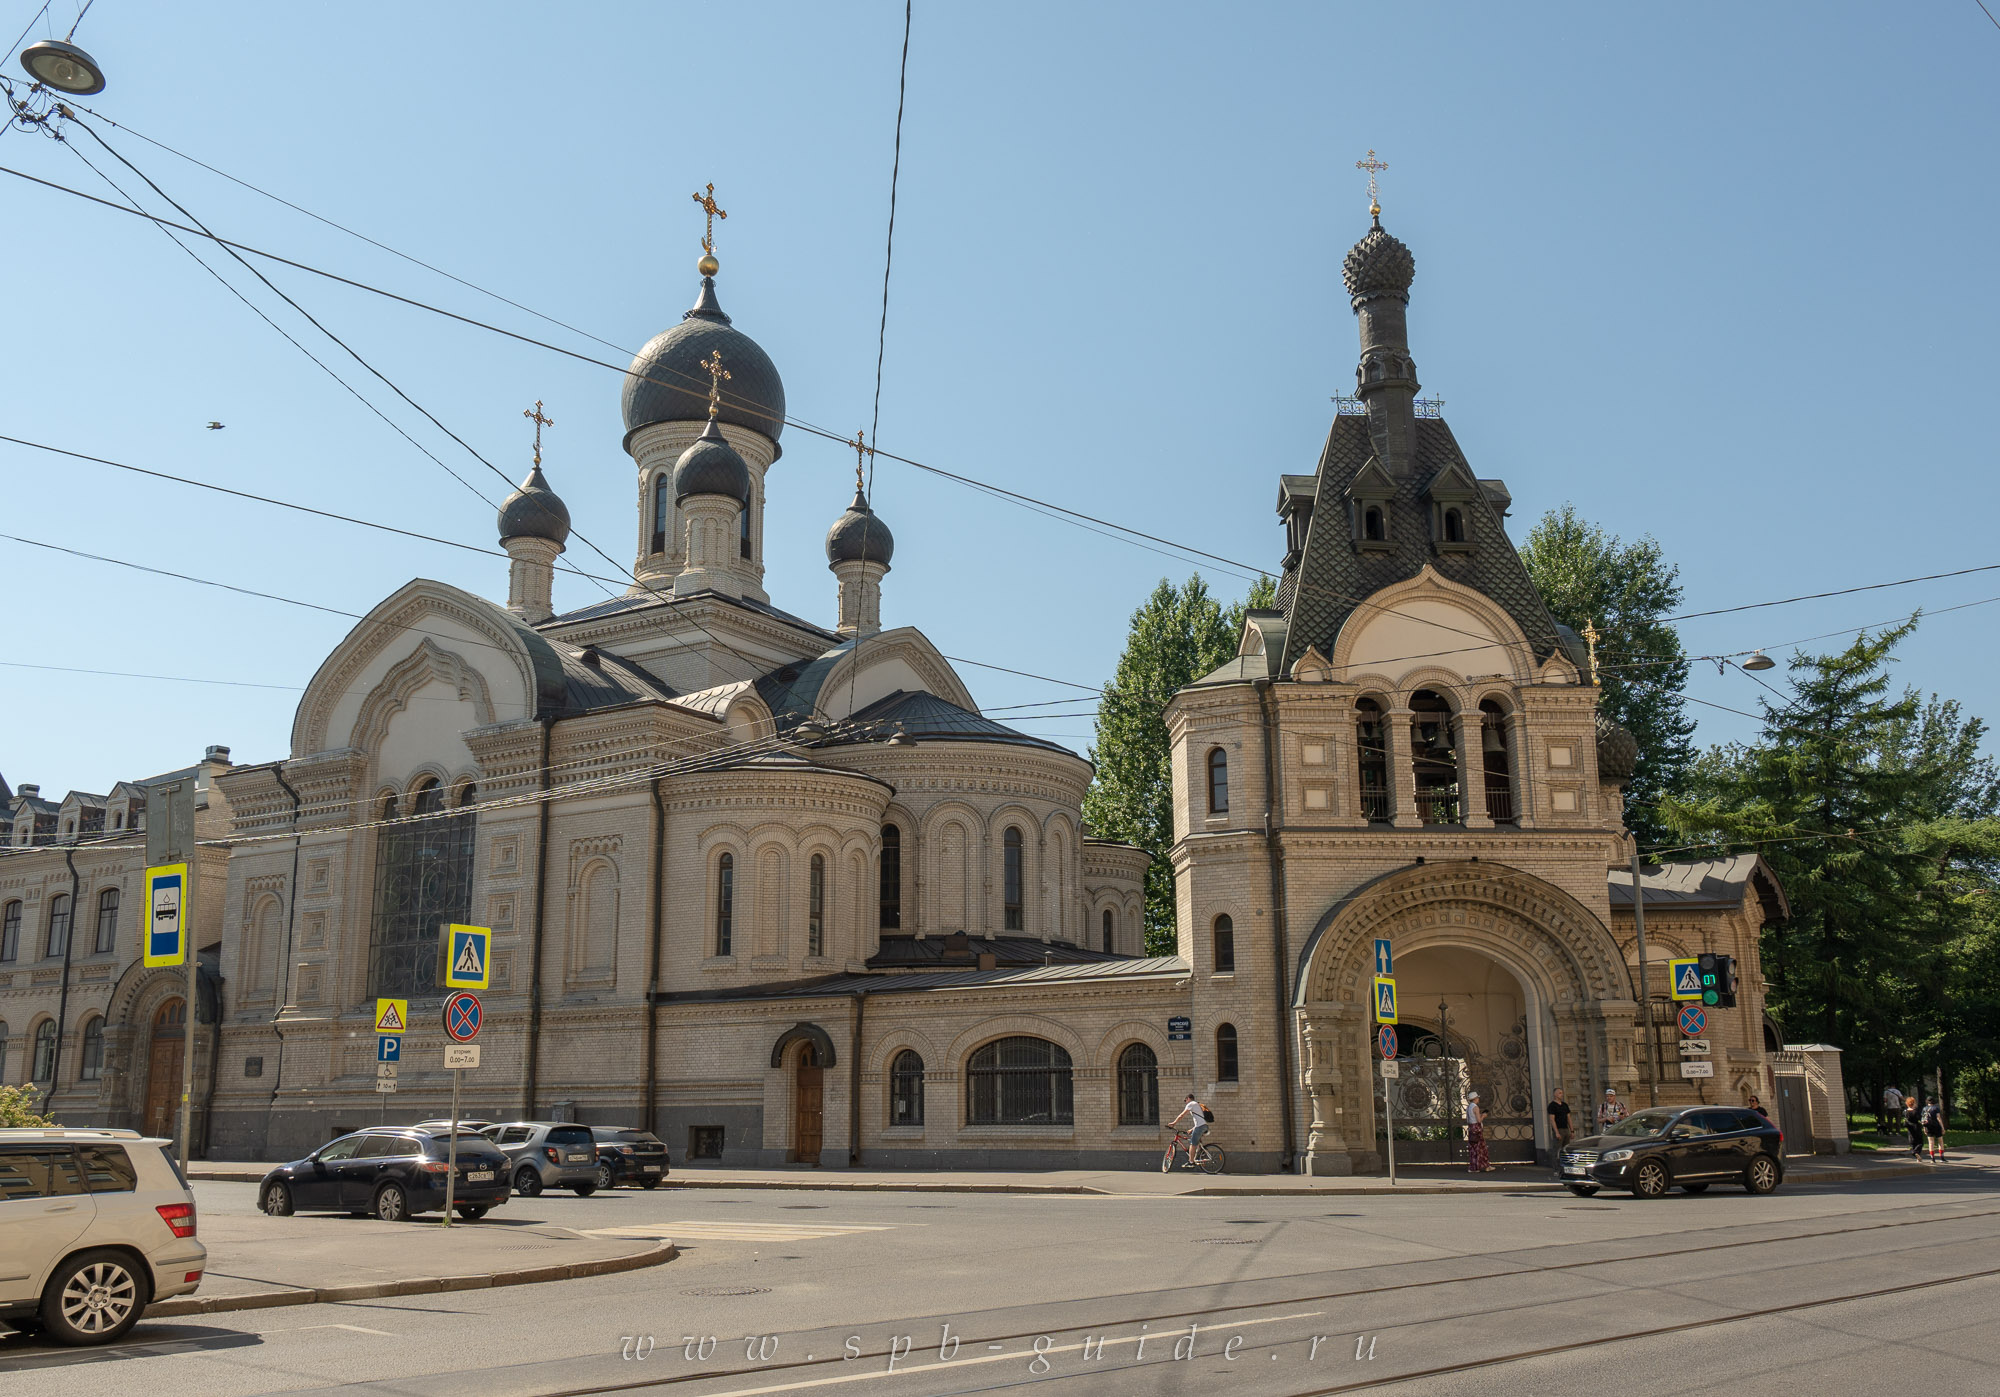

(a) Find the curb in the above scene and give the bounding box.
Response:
[145,1239,675,1317]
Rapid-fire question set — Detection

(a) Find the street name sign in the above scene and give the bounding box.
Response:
[444,1044,481,1069]
[1669,959,1703,1002]
[1680,1061,1715,1079]
[143,863,189,967]
[1373,976,1398,1024]
[1166,1015,1191,1042]
[445,924,492,991]
[374,998,408,1034]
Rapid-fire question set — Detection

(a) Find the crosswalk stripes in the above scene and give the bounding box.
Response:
[583,1220,900,1244]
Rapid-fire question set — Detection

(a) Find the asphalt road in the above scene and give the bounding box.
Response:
[4,1170,1997,1396]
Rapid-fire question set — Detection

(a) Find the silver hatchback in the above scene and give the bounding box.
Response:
[480,1122,599,1197]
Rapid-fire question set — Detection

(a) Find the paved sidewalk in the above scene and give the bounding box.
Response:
[151,1206,672,1317]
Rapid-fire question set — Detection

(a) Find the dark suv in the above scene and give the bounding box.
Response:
[588,1127,670,1190]
[259,1128,511,1221]
[1559,1105,1784,1198]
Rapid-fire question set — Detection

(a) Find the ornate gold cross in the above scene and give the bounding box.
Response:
[1355,148,1388,218]
[522,400,554,467]
[691,182,727,254]
[849,428,872,492]
[1582,619,1603,687]
[700,349,731,419]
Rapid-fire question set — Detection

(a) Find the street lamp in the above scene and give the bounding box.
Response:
[18,38,105,94]
[1741,650,1776,672]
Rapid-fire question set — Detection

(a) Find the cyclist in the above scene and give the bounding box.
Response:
[1168,1093,1211,1164]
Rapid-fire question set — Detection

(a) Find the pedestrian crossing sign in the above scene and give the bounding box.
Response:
[374,998,408,1034]
[445,923,491,990]
[1669,958,1703,1001]
[1373,975,1398,1024]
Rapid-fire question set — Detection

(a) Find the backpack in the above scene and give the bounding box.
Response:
[1202,1107,1215,1124]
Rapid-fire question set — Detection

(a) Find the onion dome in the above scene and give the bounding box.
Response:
[496,464,571,545]
[621,278,786,453]
[672,417,752,505]
[1553,623,1592,681]
[1341,223,1416,300]
[826,487,894,568]
[1595,710,1640,786]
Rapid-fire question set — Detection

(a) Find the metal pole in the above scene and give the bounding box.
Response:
[444,1068,460,1226]
[1631,850,1658,1108]
[179,857,197,1172]
[1384,1060,1397,1187]
[1439,1000,1457,1166]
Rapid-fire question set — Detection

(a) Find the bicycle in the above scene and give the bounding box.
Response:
[1162,1128,1226,1175]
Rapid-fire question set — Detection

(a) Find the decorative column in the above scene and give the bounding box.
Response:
[1300,1005,1360,1175]
[1459,709,1491,828]
[1387,707,1421,829]
[1336,711,1364,824]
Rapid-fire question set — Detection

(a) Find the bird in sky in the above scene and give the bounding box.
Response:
[206,421,225,430]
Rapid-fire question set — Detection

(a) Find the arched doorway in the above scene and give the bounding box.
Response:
[143,998,186,1140]
[792,1043,825,1166]
[1374,948,1537,1162]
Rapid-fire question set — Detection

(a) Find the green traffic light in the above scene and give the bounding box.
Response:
[1703,991,1719,1005]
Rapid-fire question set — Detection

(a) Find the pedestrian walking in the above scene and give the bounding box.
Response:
[1465,1091,1491,1172]
[1881,1083,1904,1133]
[1598,1087,1627,1133]
[1546,1088,1572,1150]
[1923,1098,1946,1161]
[1904,1094,1925,1159]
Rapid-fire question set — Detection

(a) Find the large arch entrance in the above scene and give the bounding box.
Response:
[1375,947,1537,1163]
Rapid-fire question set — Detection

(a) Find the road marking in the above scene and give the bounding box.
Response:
[296,1323,394,1336]
[583,1221,900,1243]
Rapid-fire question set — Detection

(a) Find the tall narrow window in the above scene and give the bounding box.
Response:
[1213,914,1235,974]
[1207,747,1229,814]
[45,894,70,959]
[1217,1023,1240,1082]
[807,854,825,958]
[651,475,671,555]
[1480,699,1515,825]
[739,502,752,559]
[1003,828,1024,931]
[878,825,901,929]
[367,779,474,997]
[890,1049,925,1126]
[715,853,735,956]
[1117,1043,1160,1125]
[80,1017,105,1081]
[1102,908,1115,954]
[94,887,119,954]
[32,1019,56,1082]
[0,901,19,962]
[1357,698,1390,822]
[1364,505,1386,541]
[1443,507,1465,543]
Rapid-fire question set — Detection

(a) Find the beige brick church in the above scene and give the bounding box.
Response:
[9,208,1797,1172]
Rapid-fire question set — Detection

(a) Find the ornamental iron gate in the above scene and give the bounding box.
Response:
[1375,1015,1536,1164]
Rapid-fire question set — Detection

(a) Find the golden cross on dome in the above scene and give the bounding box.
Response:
[849,428,872,492]
[522,400,554,467]
[700,349,731,419]
[1355,148,1389,220]
[1582,619,1603,688]
[691,182,727,255]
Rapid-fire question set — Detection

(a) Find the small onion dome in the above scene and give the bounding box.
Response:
[497,464,571,545]
[1341,223,1416,300]
[621,278,786,453]
[1554,623,1592,681]
[825,487,894,568]
[1595,710,1640,786]
[672,417,752,505]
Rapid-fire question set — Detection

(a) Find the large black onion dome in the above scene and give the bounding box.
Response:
[497,465,571,545]
[672,418,752,505]
[1595,710,1640,785]
[1341,223,1416,299]
[826,488,894,567]
[621,279,786,453]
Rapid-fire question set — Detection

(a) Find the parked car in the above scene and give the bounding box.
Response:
[588,1126,670,1190]
[0,1127,207,1346]
[479,1122,599,1197]
[410,1119,498,1135]
[1558,1105,1784,1198]
[259,1128,510,1221]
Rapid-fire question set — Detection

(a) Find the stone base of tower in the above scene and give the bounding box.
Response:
[1302,1147,1360,1176]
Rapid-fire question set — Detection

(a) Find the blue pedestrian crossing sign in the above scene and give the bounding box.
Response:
[1668,958,1704,1001]
[1373,976,1398,1024]
[445,923,491,990]
[377,1035,401,1064]
[1373,939,1393,976]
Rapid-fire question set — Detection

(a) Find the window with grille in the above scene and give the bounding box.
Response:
[367,780,475,998]
[966,1036,1073,1126]
[890,1049,925,1127]
[1117,1043,1159,1125]
[808,854,825,957]
[715,853,734,956]
[1003,828,1024,931]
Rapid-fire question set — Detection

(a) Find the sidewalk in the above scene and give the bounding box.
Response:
[151,1208,673,1317]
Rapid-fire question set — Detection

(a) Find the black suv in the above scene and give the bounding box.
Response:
[259,1128,511,1221]
[1559,1105,1784,1198]
[588,1126,670,1190]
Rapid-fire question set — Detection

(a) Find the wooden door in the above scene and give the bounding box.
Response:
[144,999,186,1140]
[794,1059,824,1165]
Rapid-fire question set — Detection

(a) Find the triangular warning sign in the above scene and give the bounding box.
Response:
[378,1004,404,1031]
[1675,964,1702,996]
[453,937,485,977]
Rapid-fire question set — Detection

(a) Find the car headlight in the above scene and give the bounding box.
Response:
[1602,1148,1633,1163]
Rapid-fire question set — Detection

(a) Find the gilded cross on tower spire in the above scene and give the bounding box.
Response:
[691,182,727,275]
[849,428,872,493]
[1355,148,1389,223]
[700,349,731,420]
[522,400,554,467]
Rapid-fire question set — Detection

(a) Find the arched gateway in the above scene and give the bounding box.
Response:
[1292,862,1638,1174]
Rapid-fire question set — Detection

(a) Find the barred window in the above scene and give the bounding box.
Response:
[367,779,474,998]
[966,1036,1073,1126]
[890,1049,925,1127]
[808,854,825,958]
[1003,828,1024,931]
[95,888,119,955]
[716,853,735,956]
[1117,1042,1159,1126]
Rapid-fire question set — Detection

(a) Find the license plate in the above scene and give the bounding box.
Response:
[1562,1166,1585,1176]
[643,1164,662,1172]
[467,1171,493,1182]
[566,1154,590,1163]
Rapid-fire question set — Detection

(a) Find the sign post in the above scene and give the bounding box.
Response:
[145,773,198,1173]
[1379,1023,1399,1187]
[440,991,483,1228]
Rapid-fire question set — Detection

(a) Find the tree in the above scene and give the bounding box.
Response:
[1085,574,1274,954]
[0,1084,54,1127]
[1520,504,1697,848]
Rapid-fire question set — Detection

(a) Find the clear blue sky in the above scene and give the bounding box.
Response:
[6,1,1997,799]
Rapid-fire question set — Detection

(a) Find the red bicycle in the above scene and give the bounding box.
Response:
[1162,1129,1226,1174]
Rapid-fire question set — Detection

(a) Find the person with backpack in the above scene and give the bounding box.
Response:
[1922,1098,1946,1161]
[1168,1093,1212,1164]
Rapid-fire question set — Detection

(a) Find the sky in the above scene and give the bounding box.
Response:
[5,1,1998,799]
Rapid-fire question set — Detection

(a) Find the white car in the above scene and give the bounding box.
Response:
[0,1127,206,1345]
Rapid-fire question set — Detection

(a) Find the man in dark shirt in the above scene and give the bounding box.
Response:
[1546,1089,1572,1149]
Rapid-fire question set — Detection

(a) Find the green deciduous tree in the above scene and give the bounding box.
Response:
[1520,505,1697,849]
[1085,574,1274,954]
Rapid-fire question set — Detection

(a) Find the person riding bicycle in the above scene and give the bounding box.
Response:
[1168,1093,1211,1160]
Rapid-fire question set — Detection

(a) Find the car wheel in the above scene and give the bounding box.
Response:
[1745,1155,1781,1194]
[1564,1184,1599,1197]
[572,1182,597,1197]
[640,1178,662,1190]
[514,1166,543,1198]
[1682,1182,1710,1194]
[262,1181,295,1216]
[374,1183,410,1222]
[39,1249,148,1346]
[596,1162,616,1191]
[457,1205,489,1220]
[1632,1160,1670,1199]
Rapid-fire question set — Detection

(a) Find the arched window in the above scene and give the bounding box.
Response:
[878,825,901,930]
[31,1019,57,1082]
[1357,698,1391,822]
[380,792,398,821]
[0,901,19,962]
[808,854,826,958]
[1364,505,1386,542]
[1003,828,1024,931]
[651,474,671,555]
[79,1016,105,1082]
[1479,698,1515,824]
[45,894,71,959]
[459,782,478,808]
[1117,1042,1159,1125]
[367,778,474,997]
[890,1049,925,1126]
[1443,508,1464,543]
[715,853,735,956]
[739,502,753,559]
[1213,914,1235,974]
[1216,1023,1240,1082]
[1207,747,1229,815]
[1102,907,1115,954]
[94,887,119,955]
[1410,690,1461,825]
[965,1036,1073,1125]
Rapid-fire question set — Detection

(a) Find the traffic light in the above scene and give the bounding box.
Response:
[1697,953,1738,1008]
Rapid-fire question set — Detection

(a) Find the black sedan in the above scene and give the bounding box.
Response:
[588,1126,670,1190]
[1558,1105,1784,1198]
[259,1128,512,1221]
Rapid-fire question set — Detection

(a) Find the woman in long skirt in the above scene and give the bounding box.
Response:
[1466,1091,1491,1172]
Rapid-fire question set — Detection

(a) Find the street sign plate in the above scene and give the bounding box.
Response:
[1167,1015,1191,1042]
[377,1062,398,1080]
[445,924,491,991]
[444,1044,481,1069]
[1677,1004,1706,1037]
[374,1078,397,1093]
[1380,1059,1401,1079]
[143,863,189,968]
[1669,959,1703,1001]
[377,1035,401,1063]
[374,998,408,1034]
[443,991,483,1042]
[1678,1039,1711,1056]
[1373,938,1393,977]
[1680,1061,1715,1079]
[1373,976,1397,1024]
[1378,1025,1397,1059]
